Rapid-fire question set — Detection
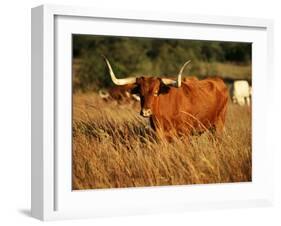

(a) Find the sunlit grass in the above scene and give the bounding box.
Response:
[188,62,251,81]
[72,93,252,190]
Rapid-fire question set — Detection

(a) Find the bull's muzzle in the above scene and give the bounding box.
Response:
[141,108,152,117]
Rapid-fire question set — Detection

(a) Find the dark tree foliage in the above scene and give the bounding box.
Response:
[72,35,251,91]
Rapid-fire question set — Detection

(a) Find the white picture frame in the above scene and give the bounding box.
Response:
[31,4,274,221]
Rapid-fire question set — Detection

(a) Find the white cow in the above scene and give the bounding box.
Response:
[232,80,251,106]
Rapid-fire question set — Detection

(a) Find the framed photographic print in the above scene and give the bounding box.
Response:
[31,4,274,221]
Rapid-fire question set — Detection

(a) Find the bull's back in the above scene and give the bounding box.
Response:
[151,77,228,134]
[194,77,228,114]
[177,77,228,130]
[195,78,228,130]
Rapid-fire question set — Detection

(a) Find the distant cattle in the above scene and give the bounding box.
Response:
[99,84,140,103]
[103,56,228,139]
[232,80,251,106]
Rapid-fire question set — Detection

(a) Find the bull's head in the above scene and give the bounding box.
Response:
[103,56,190,117]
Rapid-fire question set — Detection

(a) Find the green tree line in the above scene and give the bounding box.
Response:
[73,35,251,91]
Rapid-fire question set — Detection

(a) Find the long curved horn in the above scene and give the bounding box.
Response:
[161,78,177,86]
[161,60,191,87]
[176,60,191,87]
[102,56,136,86]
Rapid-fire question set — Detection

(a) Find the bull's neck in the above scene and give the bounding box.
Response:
[151,95,160,117]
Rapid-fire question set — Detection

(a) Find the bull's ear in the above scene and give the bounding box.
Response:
[159,80,171,94]
[130,84,139,94]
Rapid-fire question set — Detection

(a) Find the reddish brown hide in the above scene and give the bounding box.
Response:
[133,77,228,138]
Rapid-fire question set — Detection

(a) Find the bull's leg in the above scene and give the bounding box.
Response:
[214,118,225,136]
[150,118,181,142]
[149,117,168,141]
[157,125,176,142]
[152,126,174,142]
[238,97,245,106]
[246,97,250,106]
[232,96,237,104]
[214,98,228,137]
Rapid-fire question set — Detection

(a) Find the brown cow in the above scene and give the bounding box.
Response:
[99,84,140,103]
[103,57,228,139]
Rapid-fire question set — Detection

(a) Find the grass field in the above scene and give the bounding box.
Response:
[72,93,252,190]
[198,62,251,81]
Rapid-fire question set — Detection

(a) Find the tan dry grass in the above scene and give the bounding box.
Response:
[72,93,252,190]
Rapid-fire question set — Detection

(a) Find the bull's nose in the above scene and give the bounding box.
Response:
[141,108,152,117]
